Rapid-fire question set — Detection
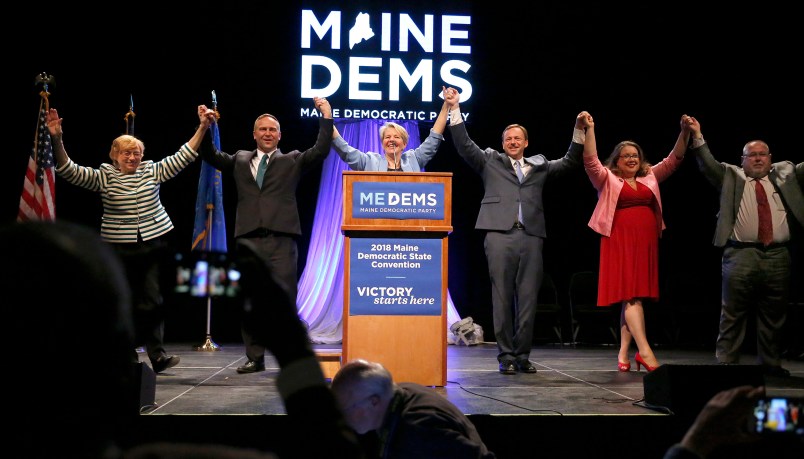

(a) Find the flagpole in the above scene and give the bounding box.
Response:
[195,202,220,351]
[18,72,57,222]
[194,91,223,352]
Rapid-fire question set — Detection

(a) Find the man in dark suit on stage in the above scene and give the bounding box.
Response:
[200,97,333,374]
[447,90,588,374]
[686,116,804,377]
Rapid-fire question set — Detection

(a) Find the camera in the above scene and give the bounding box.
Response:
[171,250,241,298]
[752,397,803,436]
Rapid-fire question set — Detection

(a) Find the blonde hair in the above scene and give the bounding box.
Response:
[109,135,145,166]
[379,122,409,147]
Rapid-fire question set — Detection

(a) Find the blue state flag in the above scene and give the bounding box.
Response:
[191,121,227,252]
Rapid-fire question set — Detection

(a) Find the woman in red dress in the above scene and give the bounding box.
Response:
[581,114,691,372]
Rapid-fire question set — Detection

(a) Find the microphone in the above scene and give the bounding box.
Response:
[390,141,398,170]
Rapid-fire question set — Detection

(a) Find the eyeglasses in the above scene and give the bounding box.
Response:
[619,154,639,160]
[743,152,770,159]
[119,151,143,159]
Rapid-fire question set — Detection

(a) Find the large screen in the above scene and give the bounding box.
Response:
[297,5,473,122]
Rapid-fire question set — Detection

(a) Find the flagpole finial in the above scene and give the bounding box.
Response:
[34,72,54,87]
[124,94,136,135]
[211,90,221,121]
[35,72,54,97]
[34,73,54,110]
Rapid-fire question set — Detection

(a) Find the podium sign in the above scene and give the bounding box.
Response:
[342,172,451,386]
[349,237,442,316]
[350,182,446,220]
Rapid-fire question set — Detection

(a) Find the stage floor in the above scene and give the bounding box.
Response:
[144,342,803,417]
[136,342,804,458]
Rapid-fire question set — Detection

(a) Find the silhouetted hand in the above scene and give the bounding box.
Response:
[679,385,764,457]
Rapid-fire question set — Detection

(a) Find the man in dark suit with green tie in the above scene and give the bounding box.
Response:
[200,97,333,374]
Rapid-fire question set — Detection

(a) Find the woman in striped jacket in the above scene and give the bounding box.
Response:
[47,104,215,373]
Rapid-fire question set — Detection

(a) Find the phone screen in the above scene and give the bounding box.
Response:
[753,397,803,435]
[172,251,241,298]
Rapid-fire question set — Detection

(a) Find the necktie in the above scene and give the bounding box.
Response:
[755,179,773,246]
[514,160,524,224]
[256,154,269,187]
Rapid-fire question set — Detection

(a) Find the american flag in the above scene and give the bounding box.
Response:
[17,98,56,221]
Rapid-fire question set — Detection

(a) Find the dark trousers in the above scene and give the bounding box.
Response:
[114,236,168,365]
[717,245,790,366]
[484,229,544,363]
[238,233,298,362]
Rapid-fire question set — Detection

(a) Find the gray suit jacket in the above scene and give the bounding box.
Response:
[449,122,583,237]
[200,118,333,238]
[691,142,804,247]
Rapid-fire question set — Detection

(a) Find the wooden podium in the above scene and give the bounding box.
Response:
[341,171,452,386]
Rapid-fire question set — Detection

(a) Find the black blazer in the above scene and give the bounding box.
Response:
[200,118,334,237]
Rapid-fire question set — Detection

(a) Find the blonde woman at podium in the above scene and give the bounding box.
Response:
[331,86,456,172]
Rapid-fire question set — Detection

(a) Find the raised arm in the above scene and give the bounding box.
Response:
[431,86,456,135]
[671,114,692,160]
[685,115,702,142]
[579,111,595,159]
[186,105,216,152]
[298,97,335,169]
[315,97,332,119]
[580,111,608,189]
[235,239,364,458]
[46,108,69,168]
[446,85,462,125]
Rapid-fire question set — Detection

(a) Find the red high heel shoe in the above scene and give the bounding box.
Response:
[635,352,657,372]
[617,360,631,372]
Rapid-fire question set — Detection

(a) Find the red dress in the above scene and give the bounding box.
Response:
[597,182,659,306]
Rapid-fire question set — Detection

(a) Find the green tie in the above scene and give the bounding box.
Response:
[256,154,269,187]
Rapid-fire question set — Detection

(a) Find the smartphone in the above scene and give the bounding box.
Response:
[172,251,241,298]
[752,397,803,436]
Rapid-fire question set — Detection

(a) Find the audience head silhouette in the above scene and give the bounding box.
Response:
[1,220,137,457]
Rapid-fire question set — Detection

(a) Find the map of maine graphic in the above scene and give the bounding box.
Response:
[349,12,374,48]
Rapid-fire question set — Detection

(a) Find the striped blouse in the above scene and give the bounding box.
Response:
[56,143,199,243]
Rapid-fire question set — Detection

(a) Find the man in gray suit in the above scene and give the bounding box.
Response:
[200,97,333,374]
[687,115,804,378]
[447,90,589,374]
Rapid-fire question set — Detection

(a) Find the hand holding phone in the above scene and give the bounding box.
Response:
[678,385,765,457]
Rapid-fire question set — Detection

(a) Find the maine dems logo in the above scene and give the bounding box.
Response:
[299,8,473,120]
[353,182,444,219]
